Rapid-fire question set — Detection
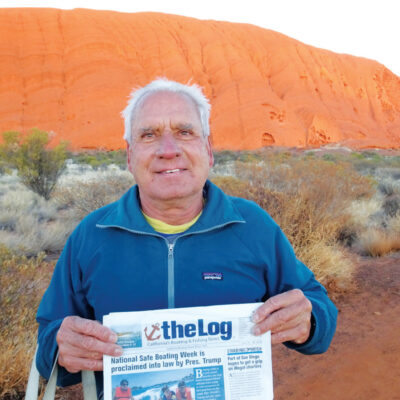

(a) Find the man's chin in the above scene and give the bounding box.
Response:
[153,189,195,201]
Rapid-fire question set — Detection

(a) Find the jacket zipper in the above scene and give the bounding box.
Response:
[97,220,244,310]
[167,243,175,308]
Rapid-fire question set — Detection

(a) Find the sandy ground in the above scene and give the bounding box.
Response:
[51,252,400,400]
[273,252,400,400]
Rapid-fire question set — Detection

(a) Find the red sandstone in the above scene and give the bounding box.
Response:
[0,9,399,150]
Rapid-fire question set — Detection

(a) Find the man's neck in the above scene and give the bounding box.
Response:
[140,193,204,225]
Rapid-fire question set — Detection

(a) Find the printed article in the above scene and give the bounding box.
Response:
[103,303,273,400]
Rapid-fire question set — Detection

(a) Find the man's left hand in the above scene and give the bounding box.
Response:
[251,289,312,345]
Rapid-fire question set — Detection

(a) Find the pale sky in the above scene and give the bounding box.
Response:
[2,0,400,76]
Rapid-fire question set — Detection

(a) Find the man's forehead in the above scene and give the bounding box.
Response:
[134,91,200,123]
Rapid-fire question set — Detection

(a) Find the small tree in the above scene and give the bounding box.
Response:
[0,129,68,200]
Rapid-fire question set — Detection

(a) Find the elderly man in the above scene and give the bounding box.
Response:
[36,79,337,394]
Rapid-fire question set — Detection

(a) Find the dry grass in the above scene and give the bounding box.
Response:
[0,184,76,256]
[346,197,383,228]
[357,228,400,257]
[345,195,400,257]
[0,217,78,256]
[0,246,52,399]
[0,167,134,256]
[212,158,375,289]
[54,170,133,220]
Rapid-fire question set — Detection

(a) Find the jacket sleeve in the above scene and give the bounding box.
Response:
[267,225,338,354]
[36,230,94,386]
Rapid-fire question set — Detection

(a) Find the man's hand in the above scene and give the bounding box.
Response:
[56,316,123,373]
[251,289,312,345]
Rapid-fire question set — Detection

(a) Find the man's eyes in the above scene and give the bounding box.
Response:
[140,132,156,140]
[178,130,194,138]
[138,129,196,141]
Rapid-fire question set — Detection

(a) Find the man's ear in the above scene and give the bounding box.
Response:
[126,143,133,174]
[206,137,214,167]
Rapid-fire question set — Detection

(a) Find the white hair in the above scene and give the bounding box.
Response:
[122,78,211,144]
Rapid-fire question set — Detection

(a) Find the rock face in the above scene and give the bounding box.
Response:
[1,8,399,150]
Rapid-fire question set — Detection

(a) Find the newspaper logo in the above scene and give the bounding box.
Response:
[143,319,232,342]
[144,323,161,341]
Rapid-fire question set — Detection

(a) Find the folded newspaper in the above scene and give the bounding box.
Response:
[103,303,273,400]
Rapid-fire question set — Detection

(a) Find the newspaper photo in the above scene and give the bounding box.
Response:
[103,303,273,400]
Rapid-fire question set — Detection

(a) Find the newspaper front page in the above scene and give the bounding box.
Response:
[103,303,273,400]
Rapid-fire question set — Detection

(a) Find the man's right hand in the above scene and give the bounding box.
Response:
[56,316,123,373]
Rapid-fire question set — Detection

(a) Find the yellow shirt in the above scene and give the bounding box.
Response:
[142,211,202,234]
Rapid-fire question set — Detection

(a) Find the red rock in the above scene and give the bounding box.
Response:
[0,8,399,150]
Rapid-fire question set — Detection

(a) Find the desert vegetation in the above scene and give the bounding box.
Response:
[0,129,68,200]
[0,146,399,398]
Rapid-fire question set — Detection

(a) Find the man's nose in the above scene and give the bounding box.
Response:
[156,133,182,158]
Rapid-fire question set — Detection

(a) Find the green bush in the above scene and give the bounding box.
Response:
[71,149,127,169]
[0,129,68,200]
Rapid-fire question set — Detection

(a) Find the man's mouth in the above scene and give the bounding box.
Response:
[159,168,185,174]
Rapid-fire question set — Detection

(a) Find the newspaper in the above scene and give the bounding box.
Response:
[103,303,273,400]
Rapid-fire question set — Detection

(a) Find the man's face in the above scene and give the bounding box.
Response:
[164,389,172,399]
[127,91,213,207]
[179,386,185,394]
[121,382,128,391]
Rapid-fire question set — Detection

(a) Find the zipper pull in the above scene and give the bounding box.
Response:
[168,243,174,255]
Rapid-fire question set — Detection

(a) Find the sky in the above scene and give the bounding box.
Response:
[2,0,400,76]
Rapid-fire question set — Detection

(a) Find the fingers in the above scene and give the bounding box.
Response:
[251,289,312,345]
[58,352,104,373]
[56,316,123,373]
[252,289,306,323]
[65,315,118,343]
[252,293,310,334]
[271,321,311,345]
[57,318,121,355]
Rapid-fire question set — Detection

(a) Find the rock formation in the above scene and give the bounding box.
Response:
[0,8,399,149]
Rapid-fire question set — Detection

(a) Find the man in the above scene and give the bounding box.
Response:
[160,385,177,400]
[176,381,193,400]
[36,78,337,395]
[113,379,134,400]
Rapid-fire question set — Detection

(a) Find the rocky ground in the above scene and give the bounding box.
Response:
[274,252,400,400]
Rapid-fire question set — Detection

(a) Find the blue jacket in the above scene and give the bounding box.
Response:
[36,180,337,386]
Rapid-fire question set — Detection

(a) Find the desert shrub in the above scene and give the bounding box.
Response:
[71,150,127,170]
[344,192,400,256]
[345,197,383,230]
[322,153,337,162]
[213,150,241,164]
[0,165,134,257]
[233,158,374,215]
[213,157,376,287]
[0,215,78,257]
[0,245,52,398]
[378,181,396,197]
[0,186,58,229]
[388,212,400,231]
[211,159,366,290]
[357,228,400,257]
[54,170,133,220]
[213,150,265,165]
[0,129,68,200]
[382,194,400,218]
[0,183,76,256]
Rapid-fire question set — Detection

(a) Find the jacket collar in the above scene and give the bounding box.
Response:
[96,180,245,234]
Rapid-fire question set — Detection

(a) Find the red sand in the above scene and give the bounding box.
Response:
[274,253,400,400]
